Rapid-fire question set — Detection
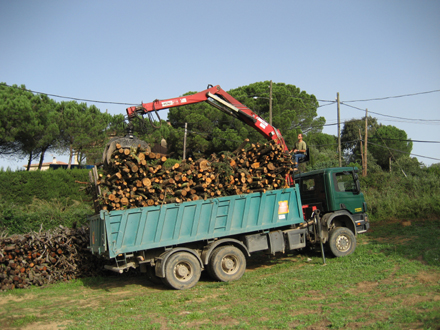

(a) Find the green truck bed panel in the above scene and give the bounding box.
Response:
[89,186,303,258]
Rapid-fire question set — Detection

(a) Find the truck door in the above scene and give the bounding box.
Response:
[332,171,363,214]
[299,174,328,213]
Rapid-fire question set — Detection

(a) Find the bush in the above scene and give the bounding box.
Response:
[0,168,90,205]
[361,169,440,221]
[0,169,94,234]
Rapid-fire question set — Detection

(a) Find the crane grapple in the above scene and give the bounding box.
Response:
[103,135,150,166]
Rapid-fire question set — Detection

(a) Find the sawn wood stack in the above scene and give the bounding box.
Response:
[97,139,293,211]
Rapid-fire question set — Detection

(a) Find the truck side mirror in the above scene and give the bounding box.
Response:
[355,179,361,194]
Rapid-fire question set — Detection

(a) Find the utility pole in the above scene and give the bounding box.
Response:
[359,129,364,175]
[183,122,187,160]
[337,93,342,167]
[269,80,273,126]
[364,109,368,177]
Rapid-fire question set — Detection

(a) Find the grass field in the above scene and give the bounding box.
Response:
[1,218,439,330]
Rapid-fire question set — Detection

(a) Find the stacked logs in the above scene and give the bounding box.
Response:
[0,226,106,291]
[97,139,293,211]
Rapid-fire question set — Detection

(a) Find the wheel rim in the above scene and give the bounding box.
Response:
[174,262,193,282]
[335,234,351,252]
[221,255,239,275]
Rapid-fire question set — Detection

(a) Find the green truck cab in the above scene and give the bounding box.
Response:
[296,167,369,257]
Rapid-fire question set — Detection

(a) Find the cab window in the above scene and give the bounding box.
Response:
[334,172,356,192]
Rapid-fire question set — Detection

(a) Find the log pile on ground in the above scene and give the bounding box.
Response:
[97,139,293,211]
[0,226,107,291]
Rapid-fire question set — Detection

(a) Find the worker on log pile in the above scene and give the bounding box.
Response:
[291,133,307,171]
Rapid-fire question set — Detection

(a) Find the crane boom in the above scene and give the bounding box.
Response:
[126,85,289,152]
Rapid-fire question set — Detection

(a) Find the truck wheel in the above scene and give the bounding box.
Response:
[328,227,356,257]
[161,252,201,290]
[208,246,246,282]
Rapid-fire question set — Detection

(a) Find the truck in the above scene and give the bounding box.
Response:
[89,85,369,289]
[89,166,368,290]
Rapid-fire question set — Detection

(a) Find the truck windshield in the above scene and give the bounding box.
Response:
[334,172,357,192]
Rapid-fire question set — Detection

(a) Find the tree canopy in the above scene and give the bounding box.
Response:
[368,124,413,170]
[341,116,379,164]
[0,83,114,169]
[1,81,421,177]
[165,81,323,158]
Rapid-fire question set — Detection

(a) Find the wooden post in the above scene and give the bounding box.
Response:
[364,109,368,177]
[269,80,273,126]
[337,93,342,167]
[183,122,187,160]
[359,129,364,176]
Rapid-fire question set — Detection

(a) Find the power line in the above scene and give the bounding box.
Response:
[182,126,440,162]
[2,83,136,106]
[343,89,440,103]
[367,141,440,162]
[380,138,440,144]
[340,102,440,122]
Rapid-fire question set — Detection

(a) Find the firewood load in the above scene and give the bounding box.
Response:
[96,139,293,211]
[0,226,107,291]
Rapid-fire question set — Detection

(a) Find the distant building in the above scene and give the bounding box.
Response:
[23,157,69,171]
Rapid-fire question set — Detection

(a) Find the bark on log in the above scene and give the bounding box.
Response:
[94,139,293,211]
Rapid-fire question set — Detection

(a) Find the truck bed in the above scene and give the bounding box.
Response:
[89,186,303,258]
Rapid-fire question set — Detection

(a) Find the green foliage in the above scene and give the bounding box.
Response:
[427,162,440,176]
[0,83,121,167]
[305,132,338,169]
[369,124,413,170]
[228,81,323,148]
[0,169,93,233]
[341,116,378,163]
[166,81,322,158]
[57,101,113,166]
[0,198,92,234]
[360,167,440,220]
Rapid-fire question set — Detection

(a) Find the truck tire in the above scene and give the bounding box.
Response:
[208,246,246,282]
[328,227,356,257]
[161,252,201,290]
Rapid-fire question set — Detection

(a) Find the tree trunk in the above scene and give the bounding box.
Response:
[68,144,73,169]
[38,146,49,170]
[26,151,33,171]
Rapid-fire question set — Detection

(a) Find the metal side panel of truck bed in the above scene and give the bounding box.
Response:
[89,186,303,258]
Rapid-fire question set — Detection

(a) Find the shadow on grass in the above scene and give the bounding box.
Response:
[77,247,328,292]
[78,268,169,291]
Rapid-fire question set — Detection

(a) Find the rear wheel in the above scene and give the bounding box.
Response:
[208,246,246,282]
[328,227,356,257]
[162,252,201,290]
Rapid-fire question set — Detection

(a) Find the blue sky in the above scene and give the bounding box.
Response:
[1,0,439,169]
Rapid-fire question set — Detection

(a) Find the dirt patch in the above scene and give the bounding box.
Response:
[417,271,440,284]
[0,293,36,306]
[354,280,379,293]
[22,321,69,330]
[373,235,415,245]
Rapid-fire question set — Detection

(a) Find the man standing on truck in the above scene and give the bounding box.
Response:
[291,133,307,171]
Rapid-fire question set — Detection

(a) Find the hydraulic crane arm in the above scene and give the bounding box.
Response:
[126,85,289,152]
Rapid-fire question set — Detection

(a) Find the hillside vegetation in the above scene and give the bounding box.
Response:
[0,168,93,234]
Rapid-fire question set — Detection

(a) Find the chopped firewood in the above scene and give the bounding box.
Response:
[92,140,293,211]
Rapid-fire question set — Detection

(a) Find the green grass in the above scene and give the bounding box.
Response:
[1,219,439,329]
